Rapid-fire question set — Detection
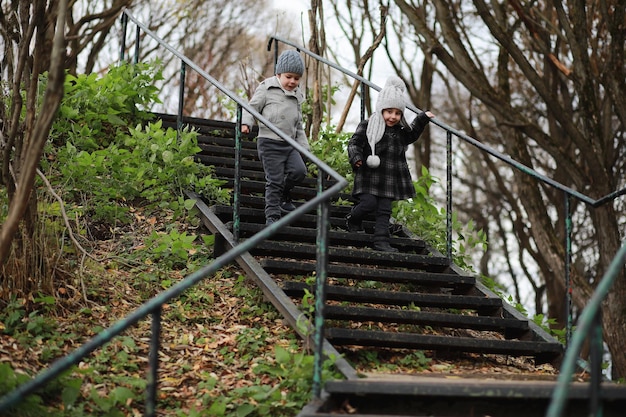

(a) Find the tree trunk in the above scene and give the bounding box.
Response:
[0,0,67,298]
[590,205,626,379]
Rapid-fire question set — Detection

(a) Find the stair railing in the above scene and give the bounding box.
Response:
[0,8,348,416]
[546,240,626,417]
[267,34,626,417]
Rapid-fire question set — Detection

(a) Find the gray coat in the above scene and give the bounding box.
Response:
[242,76,309,150]
[348,112,431,200]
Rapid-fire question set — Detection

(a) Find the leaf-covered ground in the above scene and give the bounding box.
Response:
[2,263,305,415]
[1,205,315,416]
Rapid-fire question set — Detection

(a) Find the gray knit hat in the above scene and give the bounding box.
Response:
[275,50,305,76]
[365,76,409,168]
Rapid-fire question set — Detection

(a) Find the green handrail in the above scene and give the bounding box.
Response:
[546,240,626,417]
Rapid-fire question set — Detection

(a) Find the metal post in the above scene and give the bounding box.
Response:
[268,38,279,73]
[564,194,572,348]
[145,308,161,417]
[120,13,128,62]
[134,24,140,64]
[312,175,330,399]
[360,83,366,122]
[446,131,453,260]
[233,105,243,243]
[177,62,186,137]
[589,309,603,416]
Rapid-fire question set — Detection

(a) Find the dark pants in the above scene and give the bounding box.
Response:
[350,193,392,242]
[257,137,307,219]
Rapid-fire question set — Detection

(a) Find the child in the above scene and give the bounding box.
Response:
[241,49,308,225]
[346,76,434,252]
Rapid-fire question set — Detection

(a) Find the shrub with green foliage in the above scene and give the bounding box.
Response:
[50,62,162,150]
[46,61,229,227]
[56,119,228,225]
[309,126,353,182]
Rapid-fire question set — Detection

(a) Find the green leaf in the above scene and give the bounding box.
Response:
[184,198,197,210]
[110,386,135,405]
[61,378,82,406]
[162,150,174,163]
[274,345,290,364]
[207,399,227,415]
[236,403,256,416]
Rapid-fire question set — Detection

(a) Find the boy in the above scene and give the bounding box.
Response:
[242,50,308,225]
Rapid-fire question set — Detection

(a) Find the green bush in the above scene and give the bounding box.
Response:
[50,62,162,150]
[48,62,228,226]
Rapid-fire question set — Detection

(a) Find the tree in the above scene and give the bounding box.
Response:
[390,0,626,378]
[146,0,278,119]
[105,0,300,120]
[0,0,131,298]
[1,0,68,295]
[326,1,388,134]
[306,0,327,142]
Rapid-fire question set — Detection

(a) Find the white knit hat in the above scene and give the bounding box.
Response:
[275,50,305,76]
[365,76,408,168]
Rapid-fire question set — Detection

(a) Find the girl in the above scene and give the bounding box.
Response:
[347,76,434,252]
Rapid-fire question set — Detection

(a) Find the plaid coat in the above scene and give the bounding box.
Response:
[348,112,431,200]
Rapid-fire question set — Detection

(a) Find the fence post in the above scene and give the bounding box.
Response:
[564,194,572,347]
[233,105,243,243]
[312,176,330,399]
[146,308,162,417]
[446,130,453,260]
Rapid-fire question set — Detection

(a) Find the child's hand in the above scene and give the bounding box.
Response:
[425,111,435,118]
[241,124,250,134]
[354,160,363,169]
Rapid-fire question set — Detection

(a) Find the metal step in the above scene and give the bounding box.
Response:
[238,223,428,252]
[295,377,626,417]
[281,281,502,312]
[261,259,471,290]
[325,328,562,363]
[250,240,451,270]
[322,305,530,338]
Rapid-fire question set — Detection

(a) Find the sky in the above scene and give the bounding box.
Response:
[274,0,309,14]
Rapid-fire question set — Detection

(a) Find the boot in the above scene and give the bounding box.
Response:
[345,213,365,233]
[266,215,280,226]
[373,240,399,253]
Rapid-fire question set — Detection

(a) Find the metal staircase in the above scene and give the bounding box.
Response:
[155,112,626,417]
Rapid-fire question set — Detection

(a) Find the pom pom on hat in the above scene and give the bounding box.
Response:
[366,155,381,168]
[275,50,305,76]
[365,76,409,168]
